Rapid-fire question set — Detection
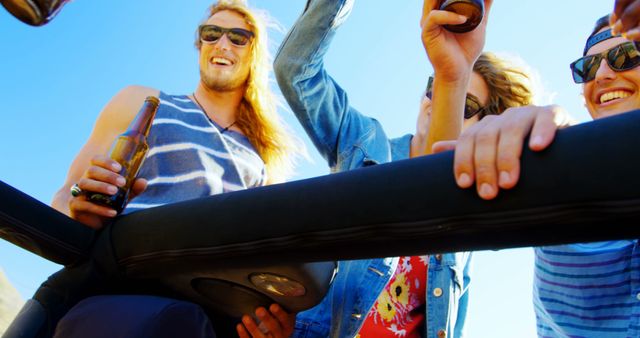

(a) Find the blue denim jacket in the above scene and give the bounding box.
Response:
[274,0,471,337]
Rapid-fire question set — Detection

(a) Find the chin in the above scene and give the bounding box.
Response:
[204,78,246,92]
[591,105,640,119]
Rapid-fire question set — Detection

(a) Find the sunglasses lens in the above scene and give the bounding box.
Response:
[200,26,223,43]
[609,42,640,72]
[464,96,483,119]
[425,76,434,99]
[571,55,602,84]
[227,29,251,46]
[571,58,587,84]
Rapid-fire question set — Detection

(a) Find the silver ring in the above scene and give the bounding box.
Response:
[70,184,83,197]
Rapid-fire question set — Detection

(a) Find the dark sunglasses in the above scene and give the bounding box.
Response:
[426,76,485,119]
[199,24,254,46]
[570,41,640,84]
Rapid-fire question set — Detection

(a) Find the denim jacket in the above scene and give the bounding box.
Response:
[274,0,471,337]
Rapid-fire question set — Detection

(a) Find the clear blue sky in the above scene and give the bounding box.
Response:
[0,1,613,337]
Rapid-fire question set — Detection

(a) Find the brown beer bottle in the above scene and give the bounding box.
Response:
[86,96,160,213]
[439,0,484,33]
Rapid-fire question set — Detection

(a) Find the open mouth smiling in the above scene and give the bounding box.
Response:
[210,56,234,66]
[598,89,632,105]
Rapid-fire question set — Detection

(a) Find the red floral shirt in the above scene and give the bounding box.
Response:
[357,256,428,338]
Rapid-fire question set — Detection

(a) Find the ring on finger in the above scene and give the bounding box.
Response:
[70,183,83,197]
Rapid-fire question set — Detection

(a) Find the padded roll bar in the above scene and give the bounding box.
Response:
[109,109,640,277]
[2,109,640,338]
[1,111,640,270]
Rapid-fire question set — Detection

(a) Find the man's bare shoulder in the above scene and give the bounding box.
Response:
[110,85,161,115]
[92,85,161,138]
[117,85,161,100]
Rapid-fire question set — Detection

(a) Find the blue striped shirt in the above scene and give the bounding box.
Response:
[534,240,640,338]
[123,92,266,214]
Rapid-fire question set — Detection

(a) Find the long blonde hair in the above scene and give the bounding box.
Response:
[473,52,534,118]
[196,0,298,183]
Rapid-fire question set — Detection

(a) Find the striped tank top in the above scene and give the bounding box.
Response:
[123,92,266,214]
[533,240,640,338]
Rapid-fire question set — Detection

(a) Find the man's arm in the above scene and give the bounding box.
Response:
[51,85,158,228]
[275,0,378,167]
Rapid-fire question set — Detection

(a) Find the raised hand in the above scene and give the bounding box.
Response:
[611,0,640,39]
[420,0,493,82]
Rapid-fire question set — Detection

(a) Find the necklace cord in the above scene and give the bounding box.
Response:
[192,93,237,133]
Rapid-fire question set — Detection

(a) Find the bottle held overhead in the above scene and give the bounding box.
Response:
[86,96,160,214]
[439,0,484,33]
[0,0,71,26]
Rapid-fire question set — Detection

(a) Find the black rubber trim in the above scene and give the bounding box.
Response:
[0,181,94,265]
[119,198,640,268]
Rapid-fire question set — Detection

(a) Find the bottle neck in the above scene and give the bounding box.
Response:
[128,97,159,136]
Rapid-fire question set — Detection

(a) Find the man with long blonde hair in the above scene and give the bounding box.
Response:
[50,1,296,337]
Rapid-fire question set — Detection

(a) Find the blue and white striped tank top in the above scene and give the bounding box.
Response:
[123,92,266,214]
[533,240,640,338]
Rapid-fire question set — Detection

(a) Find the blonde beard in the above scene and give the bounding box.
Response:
[200,69,248,92]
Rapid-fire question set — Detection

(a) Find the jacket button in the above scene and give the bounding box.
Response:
[435,254,442,261]
[351,313,362,319]
[433,287,443,297]
[438,329,447,338]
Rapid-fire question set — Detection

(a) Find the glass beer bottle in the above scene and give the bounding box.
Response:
[86,96,160,213]
[439,0,484,33]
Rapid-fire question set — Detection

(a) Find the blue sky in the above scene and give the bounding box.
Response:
[0,1,613,337]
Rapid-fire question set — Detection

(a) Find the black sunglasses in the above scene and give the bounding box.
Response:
[570,41,640,84]
[426,76,485,119]
[199,24,254,46]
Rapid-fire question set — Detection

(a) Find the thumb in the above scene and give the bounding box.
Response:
[130,178,148,199]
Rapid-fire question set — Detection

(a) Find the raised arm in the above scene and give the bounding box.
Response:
[51,85,158,229]
[274,0,385,168]
[415,0,493,156]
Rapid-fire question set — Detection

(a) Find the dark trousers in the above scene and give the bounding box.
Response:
[53,295,217,338]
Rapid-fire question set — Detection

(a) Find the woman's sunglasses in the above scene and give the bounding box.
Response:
[570,41,640,84]
[199,24,254,47]
[426,76,485,119]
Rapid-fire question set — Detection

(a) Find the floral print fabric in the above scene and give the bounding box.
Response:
[357,256,428,337]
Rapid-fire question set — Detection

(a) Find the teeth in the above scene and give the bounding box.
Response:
[600,90,631,104]
[212,57,232,65]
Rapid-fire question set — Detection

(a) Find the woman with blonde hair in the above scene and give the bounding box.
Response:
[413,51,535,158]
[274,0,535,336]
[359,54,535,338]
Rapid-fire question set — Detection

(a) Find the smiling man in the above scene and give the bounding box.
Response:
[440,13,640,337]
[49,1,297,337]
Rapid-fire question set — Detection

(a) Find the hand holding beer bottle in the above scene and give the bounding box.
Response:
[420,0,492,83]
[68,96,159,229]
[438,0,484,33]
[84,96,159,213]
